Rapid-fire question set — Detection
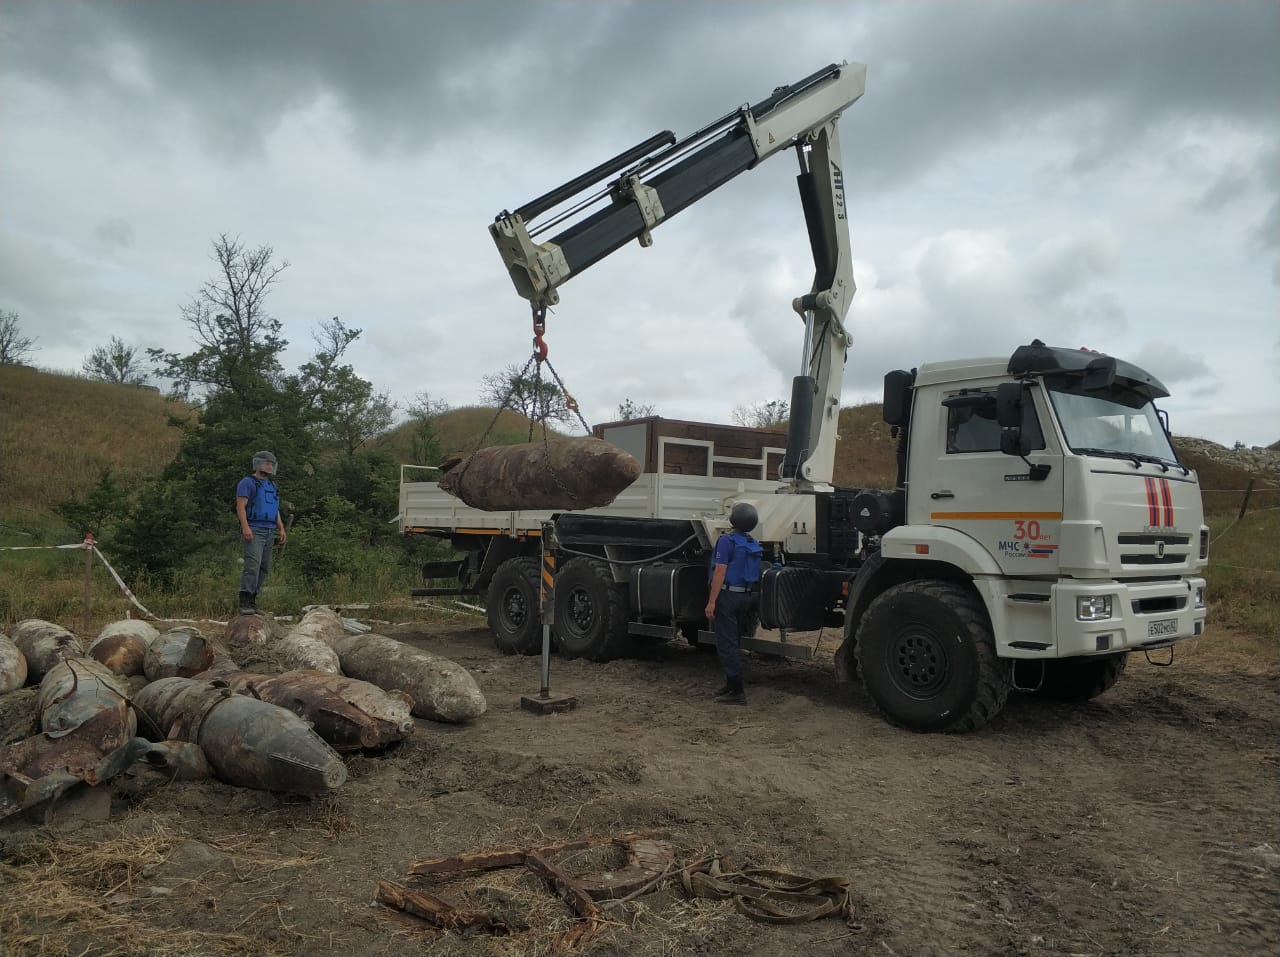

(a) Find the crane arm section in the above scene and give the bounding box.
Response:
[490,62,865,311]
[489,60,866,490]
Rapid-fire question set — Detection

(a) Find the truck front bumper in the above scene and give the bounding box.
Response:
[1052,577,1207,657]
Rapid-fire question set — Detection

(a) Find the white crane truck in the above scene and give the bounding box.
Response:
[399,61,1209,731]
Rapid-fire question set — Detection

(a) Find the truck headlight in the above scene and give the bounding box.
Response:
[1195,587,1205,609]
[1076,595,1113,621]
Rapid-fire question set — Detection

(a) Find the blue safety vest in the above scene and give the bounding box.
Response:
[239,476,280,527]
[712,530,763,588]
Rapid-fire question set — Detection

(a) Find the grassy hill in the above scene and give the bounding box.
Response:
[5,363,1272,514]
[2,365,1274,644]
[0,364,189,510]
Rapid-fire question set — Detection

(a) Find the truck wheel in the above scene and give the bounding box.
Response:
[554,558,631,662]
[486,557,542,656]
[1036,653,1128,701]
[855,580,1009,733]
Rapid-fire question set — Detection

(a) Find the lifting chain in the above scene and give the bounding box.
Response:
[455,303,594,508]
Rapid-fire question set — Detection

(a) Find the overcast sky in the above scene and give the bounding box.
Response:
[2,0,1277,447]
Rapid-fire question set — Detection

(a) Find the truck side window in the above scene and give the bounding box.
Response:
[946,393,1045,454]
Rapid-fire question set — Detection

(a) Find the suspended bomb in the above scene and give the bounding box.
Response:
[133,677,347,794]
[88,620,159,677]
[10,619,83,682]
[438,436,642,511]
[144,626,218,680]
[198,660,414,752]
[326,633,485,724]
[1,635,27,693]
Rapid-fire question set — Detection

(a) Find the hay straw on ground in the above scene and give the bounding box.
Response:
[0,820,318,957]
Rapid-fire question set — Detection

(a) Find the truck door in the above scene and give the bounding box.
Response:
[911,385,1066,575]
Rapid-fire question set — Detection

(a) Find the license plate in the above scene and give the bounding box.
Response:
[1148,618,1179,638]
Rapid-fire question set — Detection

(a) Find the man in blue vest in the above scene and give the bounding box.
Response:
[235,450,286,615]
[704,502,763,706]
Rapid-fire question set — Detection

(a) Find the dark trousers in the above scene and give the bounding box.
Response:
[713,590,751,681]
[240,526,274,594]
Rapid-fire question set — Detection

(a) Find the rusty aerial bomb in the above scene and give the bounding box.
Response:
[438,436,641,511]
[224,613,274,650]
[133,677,347,794]
[144,626,218,680]
[327,633,485,724]
[38,658,137,740]
[0,659,143,818]
[198,660,414,752]
[1,635,27,693]
[10,619,83,682]
[88,619,159,677]
[275,619,342,675]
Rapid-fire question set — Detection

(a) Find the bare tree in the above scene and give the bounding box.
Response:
[0,310,37,365]
[149,234,289,398]
[406,392,451,466]
[83,335,148,384]
[481,364,572,424]
[732,399,789,428]
[616,398,656,421]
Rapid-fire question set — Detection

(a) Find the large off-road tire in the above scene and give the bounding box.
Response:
[486,557,542,656]
[1035,653,1128,701]
[855,580,1010,733]
[554,558,631,662]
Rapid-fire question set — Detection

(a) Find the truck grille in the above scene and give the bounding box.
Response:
[1132,595,1187,614]
[1118,533,1191,545]
[1119,531,1192,566]
[1121,553,1189,565]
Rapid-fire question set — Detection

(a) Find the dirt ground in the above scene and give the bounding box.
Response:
[3,618,1278,957]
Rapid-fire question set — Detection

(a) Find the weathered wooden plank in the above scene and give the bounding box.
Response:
[406,839,593,877]
[374,880,518,935]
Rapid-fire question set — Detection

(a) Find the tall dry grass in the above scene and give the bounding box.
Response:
[0,364,189,508]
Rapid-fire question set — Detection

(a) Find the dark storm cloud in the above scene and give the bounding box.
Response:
[5,1,1276,177]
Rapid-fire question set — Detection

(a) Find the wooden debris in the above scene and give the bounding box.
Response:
[406,839,593,877]
[576,838,677,902]
[374,881,520,935]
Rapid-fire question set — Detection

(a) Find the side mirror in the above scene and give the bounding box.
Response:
[1001,428,1033,457]
[882,370,914,427]
[996,382,1024,428]
[997,382,1032,457]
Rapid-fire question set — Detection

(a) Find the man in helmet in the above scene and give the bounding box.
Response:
[704,501,763,705]
[235,451,286,615]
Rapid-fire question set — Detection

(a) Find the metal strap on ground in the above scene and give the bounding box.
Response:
[680,858,855,924]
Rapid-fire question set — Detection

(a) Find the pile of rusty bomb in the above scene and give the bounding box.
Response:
[0,608,486,820]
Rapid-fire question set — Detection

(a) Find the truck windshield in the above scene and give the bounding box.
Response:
[1046,383,1178,463]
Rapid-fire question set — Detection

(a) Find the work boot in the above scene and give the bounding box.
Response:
[237,591,254,615]
[249,593,263,616]
[712,680,734,699]
[714,679,747,706]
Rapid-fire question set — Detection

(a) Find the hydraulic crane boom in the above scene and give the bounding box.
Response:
[489,60,867,488]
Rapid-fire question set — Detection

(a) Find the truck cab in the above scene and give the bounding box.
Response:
[835,341,1209,731]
